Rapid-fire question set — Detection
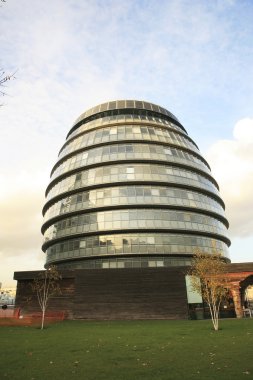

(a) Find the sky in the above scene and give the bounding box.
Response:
[0,0,253,287]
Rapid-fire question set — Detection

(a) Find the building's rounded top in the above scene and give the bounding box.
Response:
[69,100,181,138]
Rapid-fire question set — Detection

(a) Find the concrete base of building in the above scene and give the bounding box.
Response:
[14,267,189,320]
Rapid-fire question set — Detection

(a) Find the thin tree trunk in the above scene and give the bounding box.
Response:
[41,307,45,330]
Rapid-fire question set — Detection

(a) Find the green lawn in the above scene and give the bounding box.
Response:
[0,319,252,380]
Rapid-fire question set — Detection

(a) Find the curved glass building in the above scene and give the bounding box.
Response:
[42,100,230,269]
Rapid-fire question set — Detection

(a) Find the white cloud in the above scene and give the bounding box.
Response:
[233,118,253,142]
[0,177,45,287]
[206,118,253,238]
[0,173,45,256]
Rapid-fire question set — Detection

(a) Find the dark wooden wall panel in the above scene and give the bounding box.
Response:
[73,268,188,319]
[14,268,189,320]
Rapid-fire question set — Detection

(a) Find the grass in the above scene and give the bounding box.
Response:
[0,319,253,380]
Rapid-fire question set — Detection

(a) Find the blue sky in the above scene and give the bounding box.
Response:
[0,0,253,286]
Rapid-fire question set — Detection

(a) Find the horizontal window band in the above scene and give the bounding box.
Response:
[41,205,229,234]
[53,139,207,176]
[43,181,225,215]
[42,229,231,252]
[67,108,186,138]
[46,159,219,197]
[45,253,230,268]
[60,121,198,157]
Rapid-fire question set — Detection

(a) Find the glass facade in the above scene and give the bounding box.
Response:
[42,100,230,268]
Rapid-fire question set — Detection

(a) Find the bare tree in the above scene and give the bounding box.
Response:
[1,1,16,105]
[31,266,62,330]
[0,69,16,103]
[188,251,228,331]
